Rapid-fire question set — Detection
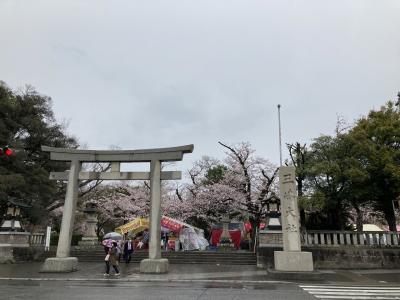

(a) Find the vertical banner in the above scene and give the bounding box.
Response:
[45,226,51,251]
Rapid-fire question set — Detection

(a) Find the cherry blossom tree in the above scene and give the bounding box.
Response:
[174,142,279,245]
[218,142,279,245]
[82,183,150,239]
[81,180,186,239]
[173,156,243,230]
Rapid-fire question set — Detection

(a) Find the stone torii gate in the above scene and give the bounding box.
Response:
[41,145,193,273]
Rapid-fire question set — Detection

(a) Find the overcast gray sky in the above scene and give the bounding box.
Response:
[1,0,399,172]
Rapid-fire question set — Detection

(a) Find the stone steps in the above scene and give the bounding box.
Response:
[39,250,257,265]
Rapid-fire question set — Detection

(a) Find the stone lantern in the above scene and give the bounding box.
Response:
[265,198,282,231]
[0,198,31,263]
[78,202,98,247]
[0,198,30,232]
[218,215,234,250]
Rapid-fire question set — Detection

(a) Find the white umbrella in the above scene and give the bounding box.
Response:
[103,232,123,240]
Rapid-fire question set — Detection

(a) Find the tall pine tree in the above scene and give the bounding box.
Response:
[0,81,78,224]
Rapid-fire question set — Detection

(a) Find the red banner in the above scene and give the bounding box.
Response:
[161,216,183,233]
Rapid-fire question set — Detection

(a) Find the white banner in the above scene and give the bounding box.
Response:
[45,226,51,251]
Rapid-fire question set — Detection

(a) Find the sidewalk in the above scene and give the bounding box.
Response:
[1,262,400,285]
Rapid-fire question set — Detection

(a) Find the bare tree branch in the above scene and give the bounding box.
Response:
[175,188,183,202]
[218,141,252,202]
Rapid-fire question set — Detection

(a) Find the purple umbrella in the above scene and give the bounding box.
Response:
[102,239,115,247]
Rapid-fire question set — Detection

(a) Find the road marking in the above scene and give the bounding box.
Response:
[300,285,400,299]
[301,286,400,290]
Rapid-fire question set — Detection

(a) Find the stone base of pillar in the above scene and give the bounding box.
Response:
[274,251,314,272]
[140,258,169,274]
[41,257,78,273]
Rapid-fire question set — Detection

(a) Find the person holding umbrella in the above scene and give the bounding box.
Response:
[104,241,120,277]
[103,232,123,264]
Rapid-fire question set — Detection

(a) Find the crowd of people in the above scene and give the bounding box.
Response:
[102,227,209,276]
[102,230,150,276]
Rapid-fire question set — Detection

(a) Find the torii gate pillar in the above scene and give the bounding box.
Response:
[139,160,169,273]
[41,159,81,272]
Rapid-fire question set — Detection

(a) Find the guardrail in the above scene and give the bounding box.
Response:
[29,233,45,246]
[303,231,400,247]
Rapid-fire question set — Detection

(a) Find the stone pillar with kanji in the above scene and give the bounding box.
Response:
[274,166,314,272]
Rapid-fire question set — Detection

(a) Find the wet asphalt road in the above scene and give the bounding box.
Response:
[2,263,400,299]
[0,280,313,300]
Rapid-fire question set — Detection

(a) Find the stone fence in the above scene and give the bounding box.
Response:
[29,233,45,246]
[258,230,400,269]
[303,230,400,247]
[259,230,400,248]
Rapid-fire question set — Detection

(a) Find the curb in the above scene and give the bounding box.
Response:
[0,277,292,284]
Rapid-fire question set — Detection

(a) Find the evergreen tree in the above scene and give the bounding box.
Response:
[0,81,78,224]
[348,101,400,231]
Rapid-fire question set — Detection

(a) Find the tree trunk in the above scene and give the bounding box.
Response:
[383,201,397,232]
[336,199,344,230]
[327,209,341,230]
[355,206,363,232]
[327,210,335,230]
[297,179,306,227]
[249,220,259,252]
[300,209,306,228]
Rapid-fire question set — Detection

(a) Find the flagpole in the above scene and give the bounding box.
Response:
[277,104,283,166]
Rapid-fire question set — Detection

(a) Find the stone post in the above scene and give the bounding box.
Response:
[280,167,301,252]
[221,217,230,239]
[274,166,314,272]
[140,160,169,273]
[219,216,233,250]
[42,160,81,272]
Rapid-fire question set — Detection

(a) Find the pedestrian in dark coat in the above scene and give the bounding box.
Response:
[104,241,120,276]
[123,238,134,264]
